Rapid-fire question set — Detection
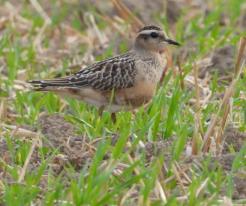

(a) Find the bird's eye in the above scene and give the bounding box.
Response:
[150,32,158,38]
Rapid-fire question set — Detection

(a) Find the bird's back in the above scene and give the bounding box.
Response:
[30,51,137,91]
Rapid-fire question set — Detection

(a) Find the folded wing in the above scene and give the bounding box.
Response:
[29,53,136,92]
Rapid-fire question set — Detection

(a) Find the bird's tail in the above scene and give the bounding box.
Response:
[28,78,73,91]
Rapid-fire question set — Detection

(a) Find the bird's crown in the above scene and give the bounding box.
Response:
[138,25,161,32]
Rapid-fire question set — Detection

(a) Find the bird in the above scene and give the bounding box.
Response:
[29,25,180,122]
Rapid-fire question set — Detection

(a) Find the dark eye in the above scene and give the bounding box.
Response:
[150,32,158,38]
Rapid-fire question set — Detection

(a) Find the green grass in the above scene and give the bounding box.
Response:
[0,0,245,205]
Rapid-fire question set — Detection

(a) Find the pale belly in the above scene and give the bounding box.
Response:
[69,80,156,112]
[100,81,157,112]
[82,93,154,112]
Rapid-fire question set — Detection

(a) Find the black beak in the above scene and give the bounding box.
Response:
[165,38,181,46]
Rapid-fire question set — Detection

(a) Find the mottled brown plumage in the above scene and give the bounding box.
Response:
[29,25,180,122]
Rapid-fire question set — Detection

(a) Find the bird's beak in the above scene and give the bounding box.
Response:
[164,38,181,46]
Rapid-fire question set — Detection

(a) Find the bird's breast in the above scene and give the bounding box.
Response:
[113,80,156,108]
[136,54,167,83]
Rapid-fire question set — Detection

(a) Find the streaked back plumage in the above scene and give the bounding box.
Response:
[29,25,179,114]
[30,52,137,92]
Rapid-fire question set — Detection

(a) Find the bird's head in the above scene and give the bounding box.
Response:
[135,25,180,53]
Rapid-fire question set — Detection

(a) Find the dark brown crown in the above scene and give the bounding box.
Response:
[139,25,161,32]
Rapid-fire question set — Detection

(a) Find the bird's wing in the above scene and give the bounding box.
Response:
[29,53,137,91]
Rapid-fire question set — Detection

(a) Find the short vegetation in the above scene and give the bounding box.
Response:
[0,0,245,205]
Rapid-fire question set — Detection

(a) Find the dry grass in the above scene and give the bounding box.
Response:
[0,0,245,205]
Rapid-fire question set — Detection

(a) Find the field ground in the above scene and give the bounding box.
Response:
[0,0,246,205]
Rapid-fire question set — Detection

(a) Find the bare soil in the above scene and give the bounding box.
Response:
[1,112,245,199]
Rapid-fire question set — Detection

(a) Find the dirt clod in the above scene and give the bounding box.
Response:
[222,125,246,153]
[38,113,94,171]
[38,113,75,148]
[233,176,246,199]
[199,45,235,78]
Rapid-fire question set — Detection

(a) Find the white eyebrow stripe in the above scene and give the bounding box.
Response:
[138,30,168,39]
[138,30,160,35]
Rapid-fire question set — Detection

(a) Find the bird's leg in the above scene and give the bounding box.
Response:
[111,113,116,123]
[98,106,104,117]
[131,110,137,119]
